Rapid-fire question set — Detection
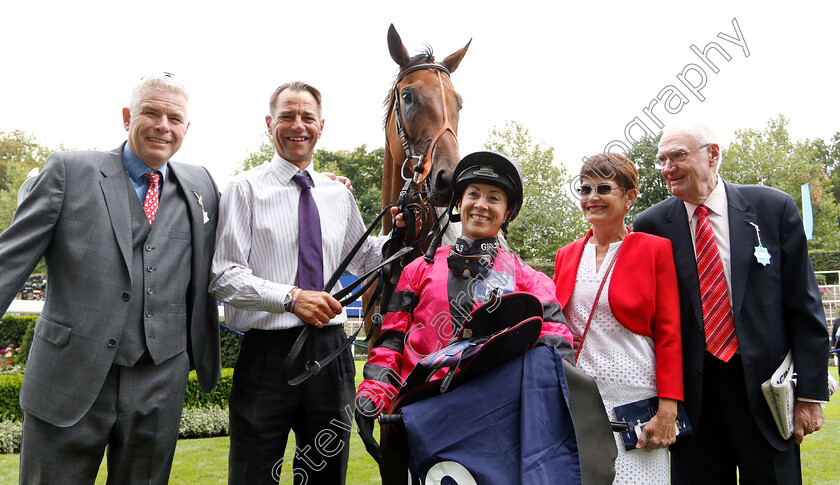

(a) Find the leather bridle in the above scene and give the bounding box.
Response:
[391,63,459,188]
[281,63,461,386]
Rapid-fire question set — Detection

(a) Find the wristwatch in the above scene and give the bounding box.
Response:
[283,288,297,313]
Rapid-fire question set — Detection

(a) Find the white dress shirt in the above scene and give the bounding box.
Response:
[209,154,386,331]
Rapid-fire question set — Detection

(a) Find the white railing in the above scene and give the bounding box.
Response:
[817,270,840,321]
[6,299,43,315]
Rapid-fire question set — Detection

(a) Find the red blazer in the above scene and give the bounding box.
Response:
[554,229,683,401]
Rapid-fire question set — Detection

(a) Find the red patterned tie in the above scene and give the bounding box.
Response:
[695,205,738,361]
[143,171,161,225]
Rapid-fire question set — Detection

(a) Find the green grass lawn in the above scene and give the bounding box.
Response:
[0,364,837,483]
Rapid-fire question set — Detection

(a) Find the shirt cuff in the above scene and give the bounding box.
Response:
[796,397,827,404]
[261,283,297,314]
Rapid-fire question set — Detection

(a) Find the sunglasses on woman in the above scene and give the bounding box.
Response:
[576,184,628,197]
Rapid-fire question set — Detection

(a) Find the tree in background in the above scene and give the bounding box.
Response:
[484,121,587,269]
[720,116,840,249]
[234,134,384,225]
[0,131,52,233]
[805,132,840,205]
[315,145,384,226]
[625,133,669,220]
[235,133,276,175]
[0,131,56,277]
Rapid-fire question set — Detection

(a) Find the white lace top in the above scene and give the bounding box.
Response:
[563,241,669,484]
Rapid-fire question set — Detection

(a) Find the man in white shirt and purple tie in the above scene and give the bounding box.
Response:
[633,123,828,484]
[210,81,386,485]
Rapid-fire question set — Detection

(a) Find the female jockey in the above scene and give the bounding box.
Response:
[356,151,575,417]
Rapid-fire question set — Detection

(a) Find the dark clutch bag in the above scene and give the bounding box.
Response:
[613,397,691,451]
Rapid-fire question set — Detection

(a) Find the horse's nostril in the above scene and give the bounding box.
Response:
[435,170,451,191]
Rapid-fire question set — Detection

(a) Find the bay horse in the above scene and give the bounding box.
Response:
[363,24,471,352]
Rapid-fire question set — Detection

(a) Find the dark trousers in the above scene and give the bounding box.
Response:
[671,353,801,485]
[19,352,189,485]
[229,326,355,485]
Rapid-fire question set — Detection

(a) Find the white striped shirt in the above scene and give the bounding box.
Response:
[209,154,385,331]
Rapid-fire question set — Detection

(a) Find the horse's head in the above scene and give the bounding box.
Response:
[384,24,471,208]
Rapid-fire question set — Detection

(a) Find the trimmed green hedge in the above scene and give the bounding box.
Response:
[0,316,32,349]
[0,367,232,422]
[810,250,840,274]
[0,421,22,454]
[220,326,241,369]
[178,406,229,439]
[1,315,242,370]
[0,316,37,365]
[184,368,233,408]
[0,374,22,421]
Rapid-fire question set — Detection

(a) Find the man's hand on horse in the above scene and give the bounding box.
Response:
[390,206,423,232]
[291,289,343,328]
[322,172,353,192]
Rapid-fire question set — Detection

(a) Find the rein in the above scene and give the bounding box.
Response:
[281,203,415,386]
[282,63,458,386]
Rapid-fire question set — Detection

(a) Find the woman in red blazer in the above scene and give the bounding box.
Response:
[554,153,683,484]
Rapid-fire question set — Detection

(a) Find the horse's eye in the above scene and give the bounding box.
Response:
[401,89,414,104]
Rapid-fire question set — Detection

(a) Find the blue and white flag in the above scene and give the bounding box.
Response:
[801,183,813,240]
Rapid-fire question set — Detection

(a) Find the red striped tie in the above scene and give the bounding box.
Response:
[143,171,161,225]
[695,205,738,361]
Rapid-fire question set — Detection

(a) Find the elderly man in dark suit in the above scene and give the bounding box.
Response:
[0,73,221,484]
[633,123,828,484]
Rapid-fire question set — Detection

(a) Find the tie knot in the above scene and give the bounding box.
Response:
[146,171,161,184]
[696,205,710,218]
[292,172,311,190]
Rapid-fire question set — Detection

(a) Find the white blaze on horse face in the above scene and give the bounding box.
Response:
[266,89,324,168]
[457,183,510,241]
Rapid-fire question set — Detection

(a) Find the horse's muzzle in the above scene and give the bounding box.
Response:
[430,168,453,206]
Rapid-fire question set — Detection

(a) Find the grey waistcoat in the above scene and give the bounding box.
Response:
[114,173,192,366]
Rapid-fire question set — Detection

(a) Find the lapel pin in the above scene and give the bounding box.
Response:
[192,191,210,224]
[748,222,771,266]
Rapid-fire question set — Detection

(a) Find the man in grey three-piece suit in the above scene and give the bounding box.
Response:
[0,74,221,484]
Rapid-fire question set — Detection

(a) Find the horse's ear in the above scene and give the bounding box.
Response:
[387,24,411,68]
[441,39,472,73]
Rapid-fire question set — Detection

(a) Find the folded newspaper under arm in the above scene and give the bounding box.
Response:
[761,350,796,440]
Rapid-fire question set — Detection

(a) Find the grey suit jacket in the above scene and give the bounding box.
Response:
[634,180,829,451]
[0,144,221,427]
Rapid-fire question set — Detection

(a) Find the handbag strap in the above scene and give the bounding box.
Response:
[574,241,623,362]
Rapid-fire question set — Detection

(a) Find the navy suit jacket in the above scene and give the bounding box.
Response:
[633,180,829,451]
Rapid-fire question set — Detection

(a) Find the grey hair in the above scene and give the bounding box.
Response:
[662,123,723,169]
[129,73,189,116]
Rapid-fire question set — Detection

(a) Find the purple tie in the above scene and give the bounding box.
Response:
[292,172,324,290]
